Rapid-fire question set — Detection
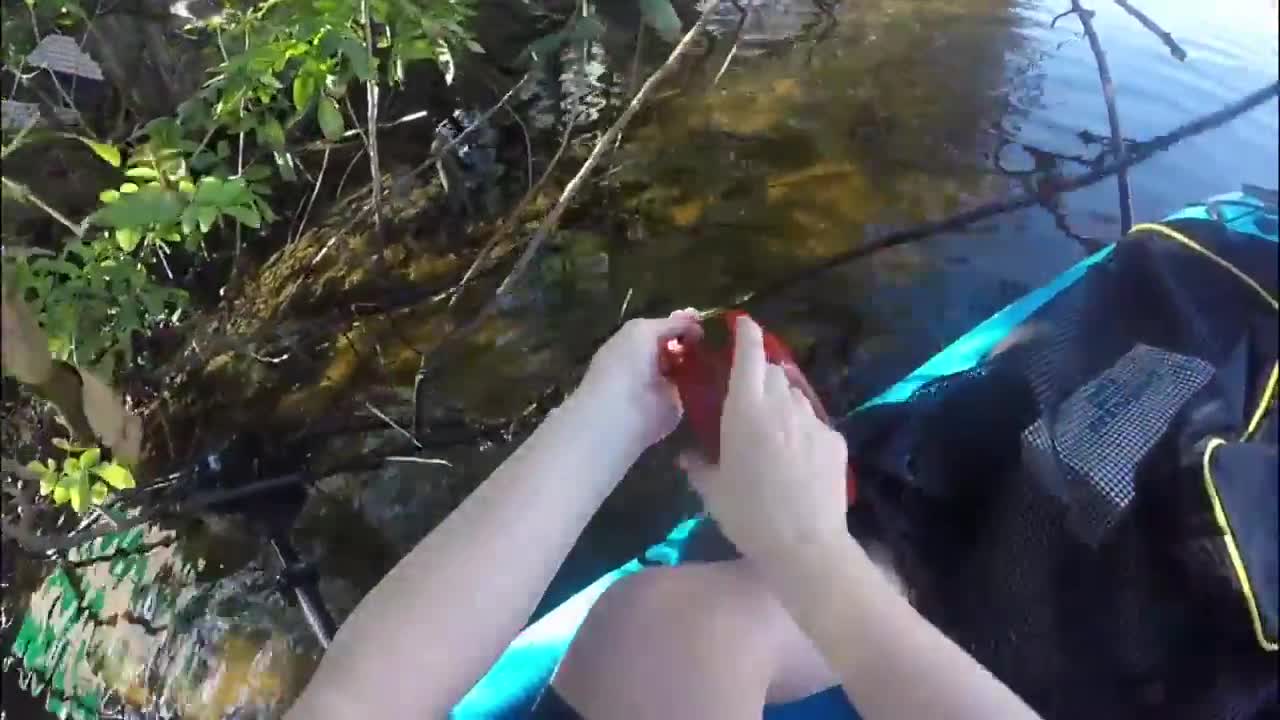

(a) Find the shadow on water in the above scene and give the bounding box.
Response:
[4,0,1276,717]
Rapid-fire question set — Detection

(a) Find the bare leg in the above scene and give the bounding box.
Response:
[550,559,838,720]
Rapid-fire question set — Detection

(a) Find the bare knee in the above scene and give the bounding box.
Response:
[551,562,777,719]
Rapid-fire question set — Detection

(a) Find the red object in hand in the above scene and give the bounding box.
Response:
[658,310,857,506]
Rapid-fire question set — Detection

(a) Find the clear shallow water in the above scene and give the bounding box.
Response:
[6,1,1276,717]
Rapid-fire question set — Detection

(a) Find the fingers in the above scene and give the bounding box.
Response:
[676,450,716,495]
[727,314,767,402]
[763,364,792,405]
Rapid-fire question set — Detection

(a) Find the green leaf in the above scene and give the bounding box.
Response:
[292,71,318,113]
[242,164,272,182]
[193,177,224,204]
[196,206,218,232]
[465,39,485,54]
[638,0,682,42]
[93,463,135,490]
[398,38,439,62]
[124,166,160,180]
[53,484,70,505]
[68,480,84,512]
[115,227,141,252]
[90,186,184,229]
[317,96,344,141]
[223,204,262,228]
[257,116,286,150]
[51,437,78,452]
[79,448,100,468]
[90,481,109,505]
[99,189,120,203]
[180,205,197,234]
[339,36,374,82]
[120,182,139,194]
[70,136,122,167]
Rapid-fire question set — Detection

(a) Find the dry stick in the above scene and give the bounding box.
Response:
[291,145,331,245]
[497,4,717,297]
[360,0,385,242]
[1,177,86,239]
[1073,0,1133,233]
[447,117,577,308]
[417,8,716,381]
[715,0,750,86]
[746,81,1280,306]
[1113,0,1186,61]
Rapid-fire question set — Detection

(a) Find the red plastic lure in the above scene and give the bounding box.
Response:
[658,310,857,505]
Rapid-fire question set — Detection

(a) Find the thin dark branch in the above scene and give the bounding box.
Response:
[714,0,749,86]
[360,0,385,242]
[1072,0,1133,233]
[448,116,577,308]
[746,82,1279,305]
[1113,0,1186,61]
[1050,7,1080,27]
[496,3,717,297]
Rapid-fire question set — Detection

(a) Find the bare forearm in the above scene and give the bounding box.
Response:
[762,538,1041,720]
[288,392,640,719]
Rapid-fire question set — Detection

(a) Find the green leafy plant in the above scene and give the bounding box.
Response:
[6,239,187,372]
[25,441,136,514]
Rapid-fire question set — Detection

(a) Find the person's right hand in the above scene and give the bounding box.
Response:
[678,315,850,565]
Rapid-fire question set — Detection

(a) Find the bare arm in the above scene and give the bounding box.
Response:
[760,536,1039,720]
[681,315,1040,720]
[286,312,699,720]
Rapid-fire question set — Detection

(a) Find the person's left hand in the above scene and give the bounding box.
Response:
[574,309,702,455]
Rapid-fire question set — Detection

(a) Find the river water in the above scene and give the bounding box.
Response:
[5,0,1277,718]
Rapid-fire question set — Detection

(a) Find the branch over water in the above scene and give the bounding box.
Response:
[748,81,1280,305]
[1072,0,1134,233]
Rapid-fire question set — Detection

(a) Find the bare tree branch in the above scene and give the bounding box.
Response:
[360,0,385,242]
[746,81,1280,305]
[1071,0,1133,233]
[1113,0,1186,61]
[448,115,577,307]
[496,2,718,296]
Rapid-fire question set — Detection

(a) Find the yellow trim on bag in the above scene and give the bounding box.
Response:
[1244,363,1278,440]
[1201,438,1278,652]
[1128,223,1278,311]
[1128,223,1277,652]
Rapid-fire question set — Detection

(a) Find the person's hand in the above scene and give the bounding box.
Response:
[573,309,702,456]
[678,315,849,564]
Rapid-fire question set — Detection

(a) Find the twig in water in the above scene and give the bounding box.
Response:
[497,3,718,296]
[384,456,453,467]
[715,0,750,86]
[333,148,367,205]
[746,82,1280,305]
[1113,0,1186,61]
[363,401,423,449]
[618,287,634,323]
[1071,0,1133,233]
[291,145,331,245]
[360,0,385,242]
[628,23,647,98]
[1049,7,1081,27]
[448,116,577,307]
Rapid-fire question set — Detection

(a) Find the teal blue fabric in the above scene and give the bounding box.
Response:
[450,189,1275,720]
[1162,191,1278,243]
